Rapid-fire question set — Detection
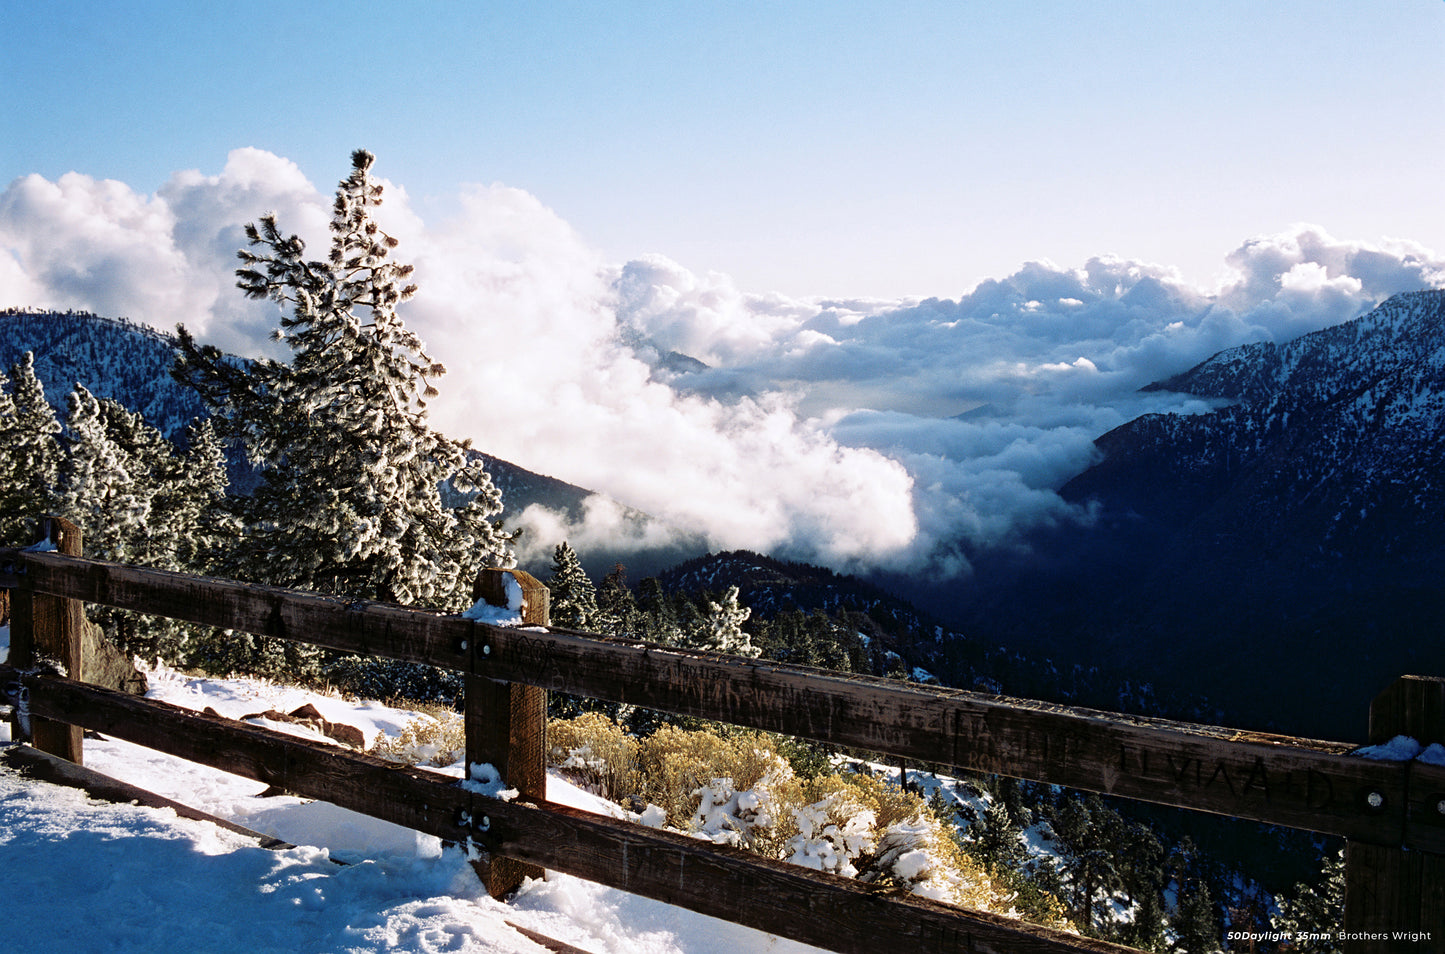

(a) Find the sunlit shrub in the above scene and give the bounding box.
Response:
[636,725,795,833]
[368,704,465,767]
[547,711,642,800]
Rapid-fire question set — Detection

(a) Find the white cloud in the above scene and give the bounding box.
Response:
[0,245,43,306]
[1036,356,1099,375]
[154,148,329,353]
[1217,225,1443,334]
[510,495,700,571]
[1279,261,1359,294]
[0,172,193,324]
[0,150,328,355]
[2,152,1441,580]
[384,182,920,571]
[616,224,1443,574]
[613,254,821,366]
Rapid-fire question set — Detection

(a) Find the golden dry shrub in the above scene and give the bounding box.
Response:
[636,724,739,825]
[547,711,641,800]
[709,742,802,856]
[835,770,929,830]
[369,706,465,768]
[637,726,801,845]
[795,773,883,826]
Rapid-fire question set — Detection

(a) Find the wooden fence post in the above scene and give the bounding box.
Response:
[8,515,86,764]
[1343,675,1445,951]
[466,567,549,898]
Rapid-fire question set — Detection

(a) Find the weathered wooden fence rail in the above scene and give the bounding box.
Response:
[2,527,1441,953]
[0,665,1123,954]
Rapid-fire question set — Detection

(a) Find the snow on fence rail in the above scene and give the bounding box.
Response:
[1,516,1442,953]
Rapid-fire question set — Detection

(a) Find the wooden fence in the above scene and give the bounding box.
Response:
[1,517,1441,953]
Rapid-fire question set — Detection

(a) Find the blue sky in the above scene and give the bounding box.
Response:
[6,1,1442,298]
[4,2,1445,574]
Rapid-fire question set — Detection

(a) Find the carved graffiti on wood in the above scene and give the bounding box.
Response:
[1116,744,1338,810]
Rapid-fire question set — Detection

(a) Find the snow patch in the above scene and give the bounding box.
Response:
[461,574,527,626]
[1352,734,1423,761]
[1419,743,1445,767]
[13,659,833,953]
[461,762,520,801]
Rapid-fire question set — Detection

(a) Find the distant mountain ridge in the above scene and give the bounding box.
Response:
[0,308,211,438]
[658,548,940,647]
[1148,288,1445,406]
[1072,289,1445,563]
[933,289,1445,739]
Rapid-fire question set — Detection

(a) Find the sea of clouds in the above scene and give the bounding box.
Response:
[2,148,1441,576]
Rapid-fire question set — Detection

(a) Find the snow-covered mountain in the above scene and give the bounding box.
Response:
[1117,287,1445,553]
[1074,288,1445,587]
[936,290,1445,740]
[0,308,212,438]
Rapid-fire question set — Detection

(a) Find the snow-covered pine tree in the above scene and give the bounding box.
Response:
[595,564,639,636]
[55,385,234,663]
[1272,849,1344,952]
[165,418,237,575]
[0,352,64,544]
[58,384,152,565]
[972,799,1026,870]
[1051,794,1125,935]
[546,542,599,630]
[0,366,23,545]
[1167,837,1221,954]
[696,585,758,657]
[1172,878,1219,954]
[0,366,15,540]
[174,149,513,611]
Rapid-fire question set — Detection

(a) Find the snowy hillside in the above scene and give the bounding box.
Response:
[1127,287,1445,545]
[0,308,211,438]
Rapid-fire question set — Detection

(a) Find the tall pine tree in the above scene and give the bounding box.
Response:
[175,149,513,610]
[546,542,599,630]
[1168,837,1221,954]
[165,418,236,574]
[1272,849,1344,952]
[0,352,64,544]
[596,564,639,636]
[58,384,152,564]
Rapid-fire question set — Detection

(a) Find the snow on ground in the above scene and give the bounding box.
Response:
[0,771,538,954]
[0,655,828,954]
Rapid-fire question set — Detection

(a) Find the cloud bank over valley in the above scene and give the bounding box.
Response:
[3,150,1441,576]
